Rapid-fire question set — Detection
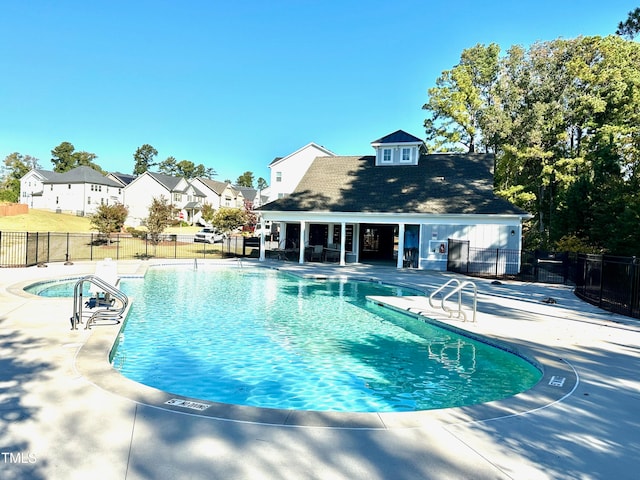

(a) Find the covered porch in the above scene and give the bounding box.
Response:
[256,213,422,269]
[255,211,526,273]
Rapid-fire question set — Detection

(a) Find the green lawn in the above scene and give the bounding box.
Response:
[0,208,200,234]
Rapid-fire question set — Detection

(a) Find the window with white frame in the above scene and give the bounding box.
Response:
[401,147,412,163]
[382,148,392,163]
[276,171,282,182]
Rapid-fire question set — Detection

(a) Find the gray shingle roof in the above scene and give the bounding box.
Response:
[35,169,65,181]
[147,172,184,191]
[371,130,424,145]
[197,178,230,195]
[259,154,528,216]
[110,172,136,186]
[234,186,257,202]
[46,166,122,187]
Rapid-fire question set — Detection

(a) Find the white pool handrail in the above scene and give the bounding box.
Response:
[428,278,477,322]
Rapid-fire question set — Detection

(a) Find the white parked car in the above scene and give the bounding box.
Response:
[194,228,226,244]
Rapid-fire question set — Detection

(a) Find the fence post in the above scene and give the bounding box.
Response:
[116,234,120,260]
[630,257,637,317]
[495,248,499,277]
[598,256,605,308]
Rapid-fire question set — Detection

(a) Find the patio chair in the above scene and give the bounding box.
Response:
[310,244,324,262]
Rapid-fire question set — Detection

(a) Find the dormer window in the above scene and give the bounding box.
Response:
[371,130,424,167]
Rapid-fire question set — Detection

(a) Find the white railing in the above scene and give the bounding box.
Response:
[428,278,477,322]
[70,275,128,330]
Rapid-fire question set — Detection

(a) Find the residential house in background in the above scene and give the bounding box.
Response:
[123,171,207,227]
[258,130,531,272]
[190,178,240,210]
[19,165,252,228]
[265,142,335,203]
[19,166,124,216]
[234,186,260,210]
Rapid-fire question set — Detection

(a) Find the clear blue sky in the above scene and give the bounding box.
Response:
[1,0,636,184]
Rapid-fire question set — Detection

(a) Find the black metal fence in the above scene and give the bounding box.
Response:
[0,231,261,267]
[573,254,640,319]
[3,230,638,319]
[447,239,639,320]
[447,240,571,283]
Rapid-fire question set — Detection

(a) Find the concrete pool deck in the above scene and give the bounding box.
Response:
[1,259,639,479]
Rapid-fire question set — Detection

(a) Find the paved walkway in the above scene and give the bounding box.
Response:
[1,259,639,479]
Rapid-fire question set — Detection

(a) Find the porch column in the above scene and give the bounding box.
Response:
[279,222,287,250]
[259,229,266,262]
[299,221,306,264]
[339,222,346,266]
[397,223,405,269]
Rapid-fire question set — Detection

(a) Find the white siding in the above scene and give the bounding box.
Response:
[374,144,420,166]
[20,171,46,208]
[267,143,335,203]
[124,174,171,226]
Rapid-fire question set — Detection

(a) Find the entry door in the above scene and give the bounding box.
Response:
[308,224,328,246]
[359,224,396,261]
[285,223,300,249]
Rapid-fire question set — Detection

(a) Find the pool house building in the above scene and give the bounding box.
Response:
[257,130,531,273]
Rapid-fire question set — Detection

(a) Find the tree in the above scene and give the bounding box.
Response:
[236,171,255,188]
[423,43,501,152]
[200,202,215,225]
[157,156,178,175]
[50,142,76,172]
[133,144,158,175]
[617,7,640,39]
[158,157,216,179]
[90,203,128,244]
[257,177,268,190]
[210,207,248,235]
[51,141,102,173]
[1,153,40,202]
[144,196,176,248]
[425,35,640,253]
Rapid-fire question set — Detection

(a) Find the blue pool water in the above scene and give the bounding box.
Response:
[27,266,542,412]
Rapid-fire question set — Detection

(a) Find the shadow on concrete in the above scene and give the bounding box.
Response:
[0,319,50,480]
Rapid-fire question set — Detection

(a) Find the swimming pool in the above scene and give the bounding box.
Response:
[27,266,541,412]
[120,266,543,412]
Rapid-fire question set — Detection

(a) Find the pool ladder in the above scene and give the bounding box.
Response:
[70,275,129,330]
[428,278,477,322]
